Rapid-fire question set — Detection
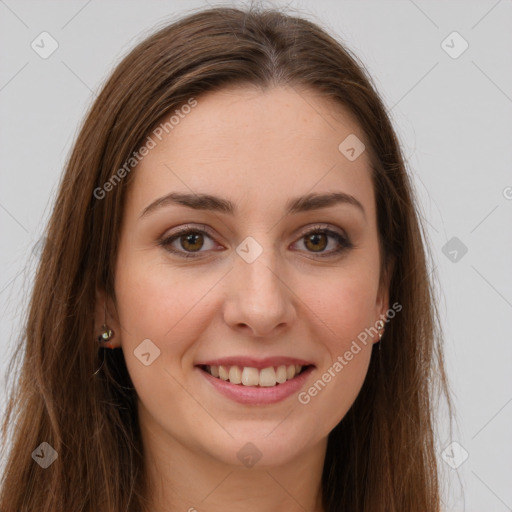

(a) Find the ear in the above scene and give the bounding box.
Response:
[95,287,122,349]
[375,255,395,330]
[376,276,390,317]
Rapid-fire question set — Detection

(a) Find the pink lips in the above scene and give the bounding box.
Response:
[195,356,315,405]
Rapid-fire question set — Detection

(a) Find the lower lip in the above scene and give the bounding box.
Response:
[197,366,314,405]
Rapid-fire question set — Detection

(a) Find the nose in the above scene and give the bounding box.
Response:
[222,241,297,338]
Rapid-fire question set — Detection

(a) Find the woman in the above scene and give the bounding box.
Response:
[0,5,452,511]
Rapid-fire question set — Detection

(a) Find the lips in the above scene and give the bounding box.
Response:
[196,363,315,405]
[195,356,314,393]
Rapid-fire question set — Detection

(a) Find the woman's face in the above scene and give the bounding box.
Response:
[108,85,389,467]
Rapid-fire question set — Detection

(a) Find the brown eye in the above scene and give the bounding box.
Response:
[304,232,328,252]
[179,232,204,252]
[159,227,218,259]
[295,227,352,258]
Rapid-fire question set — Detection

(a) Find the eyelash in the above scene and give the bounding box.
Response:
[158,224,353,260]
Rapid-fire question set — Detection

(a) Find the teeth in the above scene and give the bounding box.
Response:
[219,365,229,381]
[276,365,287,384]
[228,366,242,384]
[259,367,276,387]
[205,364,305,387]
[241,367,259,386]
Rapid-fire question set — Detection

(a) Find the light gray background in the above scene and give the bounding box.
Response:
[1,1,511,510]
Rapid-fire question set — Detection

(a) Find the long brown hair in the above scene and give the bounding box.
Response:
[0,5,452,511]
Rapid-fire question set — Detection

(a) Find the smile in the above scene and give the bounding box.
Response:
[195,358,315,405]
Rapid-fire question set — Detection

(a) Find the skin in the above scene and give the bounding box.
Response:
[97,84,390,512]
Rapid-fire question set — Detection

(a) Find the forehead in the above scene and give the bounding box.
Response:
[128,84,375,220]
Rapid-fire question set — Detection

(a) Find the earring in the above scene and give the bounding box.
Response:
[377,319,385,340]
[377,319,385,350]
[97,302,115,348]
[98,326,114,344]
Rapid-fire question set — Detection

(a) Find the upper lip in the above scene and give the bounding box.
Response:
[195,356,314,370]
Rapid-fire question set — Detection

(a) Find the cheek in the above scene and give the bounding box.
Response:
[113,260,214,425]
[315,276,377,358]
[307,259,380,349]
[114,256,223,369]
[293,263,378,428]
[297,346,371,440]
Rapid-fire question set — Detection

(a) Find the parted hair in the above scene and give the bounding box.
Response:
[0,5,452,511]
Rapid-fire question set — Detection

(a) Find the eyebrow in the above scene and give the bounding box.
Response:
[140,191,366,219]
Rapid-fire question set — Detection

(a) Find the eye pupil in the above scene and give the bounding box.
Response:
[305,233,327,252]
[181,233,203,251]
